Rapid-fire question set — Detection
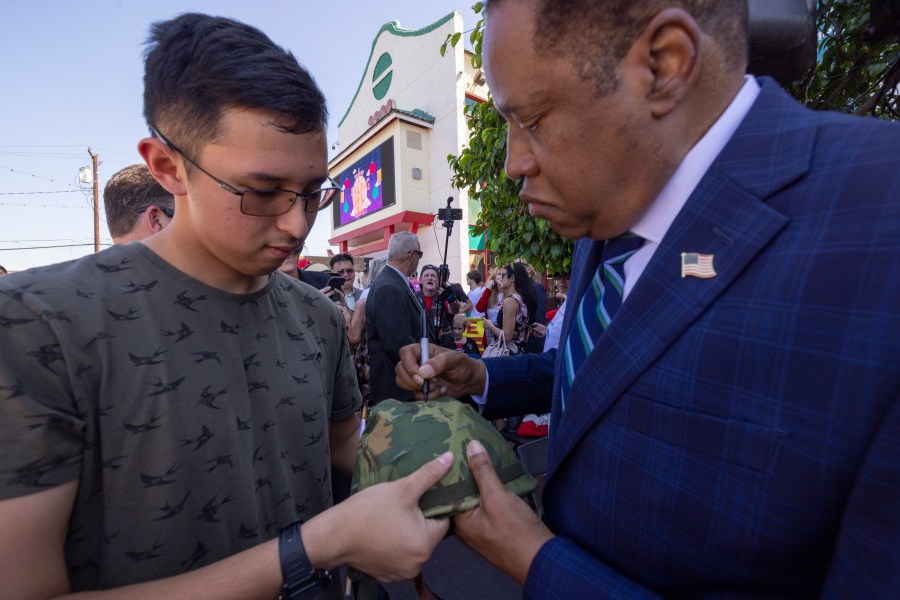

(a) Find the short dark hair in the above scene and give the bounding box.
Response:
[486,0,748,96]
[143,13,327,157]
[329,253,354,268]
[466,270,483,285]
[103,164,174,238]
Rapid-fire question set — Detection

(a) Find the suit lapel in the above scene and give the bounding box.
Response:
[547,79,812,478]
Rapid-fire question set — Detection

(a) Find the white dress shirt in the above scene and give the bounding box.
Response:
[623,76,760,299]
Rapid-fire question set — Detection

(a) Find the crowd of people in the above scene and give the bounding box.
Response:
[1,0,898,598]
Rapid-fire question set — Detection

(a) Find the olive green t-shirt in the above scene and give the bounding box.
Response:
[0,243,361,591]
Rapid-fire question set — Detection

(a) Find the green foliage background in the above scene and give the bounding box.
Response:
[790,0,899,117]
[444,1,898,274]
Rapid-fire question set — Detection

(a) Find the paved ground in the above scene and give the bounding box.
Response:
[382,535,522,600]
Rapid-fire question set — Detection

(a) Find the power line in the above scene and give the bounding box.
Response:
[0,145,139,163]
[0,201,92,209]
[0,151,87,159]
[0,145,90,148]
[0,242,111,251]
[0,165,78,187]
[93,146,142,160]
[0,190,82,195]
[0,238,96,243]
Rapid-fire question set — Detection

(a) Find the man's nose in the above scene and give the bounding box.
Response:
[276,199,312,241]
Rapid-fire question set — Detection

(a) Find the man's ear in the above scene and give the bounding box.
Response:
[138,137,188,197]
[143,206,168,234]
[638,8,703,118]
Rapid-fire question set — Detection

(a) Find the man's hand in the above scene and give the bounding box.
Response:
[305,452,454,581]
[453,441,554,585]
[396,343,487,399]
[320,285,341,299]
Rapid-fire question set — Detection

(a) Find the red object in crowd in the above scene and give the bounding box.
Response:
[297,257,312,270]
[475,286,494,315]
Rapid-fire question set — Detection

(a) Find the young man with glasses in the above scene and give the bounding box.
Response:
[0,13,453,599]
[103,163,175,244]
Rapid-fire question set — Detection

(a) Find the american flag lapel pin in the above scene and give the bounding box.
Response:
[681,252,717,278]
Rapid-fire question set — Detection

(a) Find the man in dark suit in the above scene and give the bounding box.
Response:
[396,0,900,597]
[366,231,426,404]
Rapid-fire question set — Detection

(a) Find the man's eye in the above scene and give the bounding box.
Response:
[253,190,285,200]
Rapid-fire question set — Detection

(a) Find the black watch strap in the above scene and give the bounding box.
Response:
[279,520,332,600]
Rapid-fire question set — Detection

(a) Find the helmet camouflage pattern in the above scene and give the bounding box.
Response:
[352,397,537,518]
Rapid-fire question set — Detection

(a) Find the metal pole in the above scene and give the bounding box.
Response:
[88,148,99,252]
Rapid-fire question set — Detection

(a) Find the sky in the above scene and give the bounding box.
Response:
[0,0,479,273]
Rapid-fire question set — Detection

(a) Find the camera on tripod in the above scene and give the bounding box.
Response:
[437,206,462,222]
[438,197,463,224]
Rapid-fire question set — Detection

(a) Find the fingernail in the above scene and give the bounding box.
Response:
[419,365,435,379]
[467,440,485,456]
[436,451,453,466]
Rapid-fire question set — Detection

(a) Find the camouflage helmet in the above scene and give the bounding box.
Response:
[352,397,537,518]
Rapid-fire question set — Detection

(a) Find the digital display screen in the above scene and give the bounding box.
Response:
[333,137,395,227]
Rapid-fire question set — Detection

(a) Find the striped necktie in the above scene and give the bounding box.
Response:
[560,232,644,411]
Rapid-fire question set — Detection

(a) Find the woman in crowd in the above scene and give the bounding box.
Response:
[483,262,536,356]
[474,267,502,323]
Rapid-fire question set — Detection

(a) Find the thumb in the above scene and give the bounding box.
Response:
[418,349,455,380]
[404,451,454,499]
[466,440,503,494]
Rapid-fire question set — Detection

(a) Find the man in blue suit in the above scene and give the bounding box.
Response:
[396,0,900,596]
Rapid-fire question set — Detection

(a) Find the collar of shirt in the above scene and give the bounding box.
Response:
[386,264,416,291]
[622,75,761,299]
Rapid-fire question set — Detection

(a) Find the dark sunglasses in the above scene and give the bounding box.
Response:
[136,205,174,218]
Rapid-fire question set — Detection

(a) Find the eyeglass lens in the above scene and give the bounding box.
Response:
[241,184,338,217]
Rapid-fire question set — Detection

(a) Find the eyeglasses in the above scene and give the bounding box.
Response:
[151,126,340,217]
[335,268,355,275]
[136,205,174,218]
[410,250,424,258]
[498,272,512,278]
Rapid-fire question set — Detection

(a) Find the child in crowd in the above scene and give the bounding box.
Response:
[453,314,481,357]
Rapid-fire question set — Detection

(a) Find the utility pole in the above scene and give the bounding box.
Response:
[88,148,99,252]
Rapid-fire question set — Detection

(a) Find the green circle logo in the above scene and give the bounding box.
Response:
[372,52,393,101]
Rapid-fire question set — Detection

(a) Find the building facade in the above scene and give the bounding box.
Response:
[327,11,490,284]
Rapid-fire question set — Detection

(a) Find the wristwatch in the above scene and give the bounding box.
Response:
[279,520,332,600]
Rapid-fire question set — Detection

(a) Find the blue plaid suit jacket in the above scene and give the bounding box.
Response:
[483,78,900,598]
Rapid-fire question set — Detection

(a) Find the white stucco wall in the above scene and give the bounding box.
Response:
[330,10,479,283]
